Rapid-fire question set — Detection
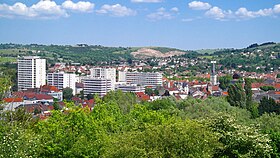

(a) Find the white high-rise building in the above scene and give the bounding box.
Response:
[120,72,162,89]
[18,56,46,91]
[47,72,76,95]
[210,61,218,85]
[82,78,113,97]
[90,68,116,89]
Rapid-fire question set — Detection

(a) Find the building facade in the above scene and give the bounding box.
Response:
[82,78,113,97]
[210,61,218,85]
[120,72,163,89]
[47,72,76,95]
[18,56,46,91]
[115,84,145,93]
[90,68,116,88]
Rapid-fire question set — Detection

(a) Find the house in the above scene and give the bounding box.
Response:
[2,97,24,111]
[13,92,54,104]
[16,102,54,115]
[135,92,150,101]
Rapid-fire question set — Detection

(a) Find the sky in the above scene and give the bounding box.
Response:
[0,0,280,50]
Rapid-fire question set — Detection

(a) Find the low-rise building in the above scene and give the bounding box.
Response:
[82,78,113,97]
[115,84,145,93]
[120,72,162,89]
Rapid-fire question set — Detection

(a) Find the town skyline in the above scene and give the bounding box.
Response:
[0,0,280,50]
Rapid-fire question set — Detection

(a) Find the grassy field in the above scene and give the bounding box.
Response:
[196,49,222,54]
[0,49,27,56]
[0,57,17,64]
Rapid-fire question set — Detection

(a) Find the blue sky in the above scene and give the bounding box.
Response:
[0,0,280,50]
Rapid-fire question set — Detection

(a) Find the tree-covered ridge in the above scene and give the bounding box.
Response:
[1,90,279,157]
[0,42,279,72]
[213,43,280,72]
[0,44,191,65]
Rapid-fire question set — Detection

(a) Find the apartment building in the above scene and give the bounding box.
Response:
[18,56,46,91]
[47,72,76,95]
[119,72,162,89]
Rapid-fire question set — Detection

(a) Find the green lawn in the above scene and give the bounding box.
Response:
[0,57,17,63]
[0,49,26,56]
[200,55,214,59]
[196,49,222,54]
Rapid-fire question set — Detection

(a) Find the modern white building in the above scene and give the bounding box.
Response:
[115,83,145,93]
[82,78,113,97]
[210,61,218,85]
[119,72,163,89]
[90,68,116,89]
[47,72,76,95]
[118,71,126,82]
[18,56,46,91]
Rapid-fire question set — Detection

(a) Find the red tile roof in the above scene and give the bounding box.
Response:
[251,83,265,88]
[3,98,23,102]
[135,92,150,101]
[223,92,229,96]
[274,83,280,89]
[72,97,82,102]
[41,85,60,92]
[212,86,219,91]
[14,92,53,100]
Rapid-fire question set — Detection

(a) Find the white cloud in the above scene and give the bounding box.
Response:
[188,1,211,10]
[273,4,280,13]
[205,6,232,20]
[182,18,194,22]
[235,7,273,19]
[131,0,162,3]
[147,7,178,21]
[96,4,136,17]
[0,3,33,18]
[0,0,67,19]
[205,4,280,20]
[170,7,179,12]
[30,0,67,18]
[62,0,94,13]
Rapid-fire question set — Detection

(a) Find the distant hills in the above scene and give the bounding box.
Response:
[0,42,279,66]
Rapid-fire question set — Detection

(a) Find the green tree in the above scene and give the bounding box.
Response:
[33,108,41,115]
[260,86,275,91]
[207,114,272,157]
[244,78,258,118]
[145,87,154,96]
[80,90,84,100]
[63,87,73,100]
[258,97,280,115]
[219,75,232,90]
[103,90,137,114]
[256,113,280,157]
[245,78,253,104]
[0,76,12,100]
[104,120,221,158]
[86,93,94,100]
[53,101,60,110]
[227,83,246,108]
[154,89,159,96]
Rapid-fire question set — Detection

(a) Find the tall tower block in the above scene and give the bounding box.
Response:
[18,56,46,91]
[210,61,217,85]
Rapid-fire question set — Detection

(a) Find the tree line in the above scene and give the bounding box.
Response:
[1,89,280,157]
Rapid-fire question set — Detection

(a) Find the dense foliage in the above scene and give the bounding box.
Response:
[1,91,280,157]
